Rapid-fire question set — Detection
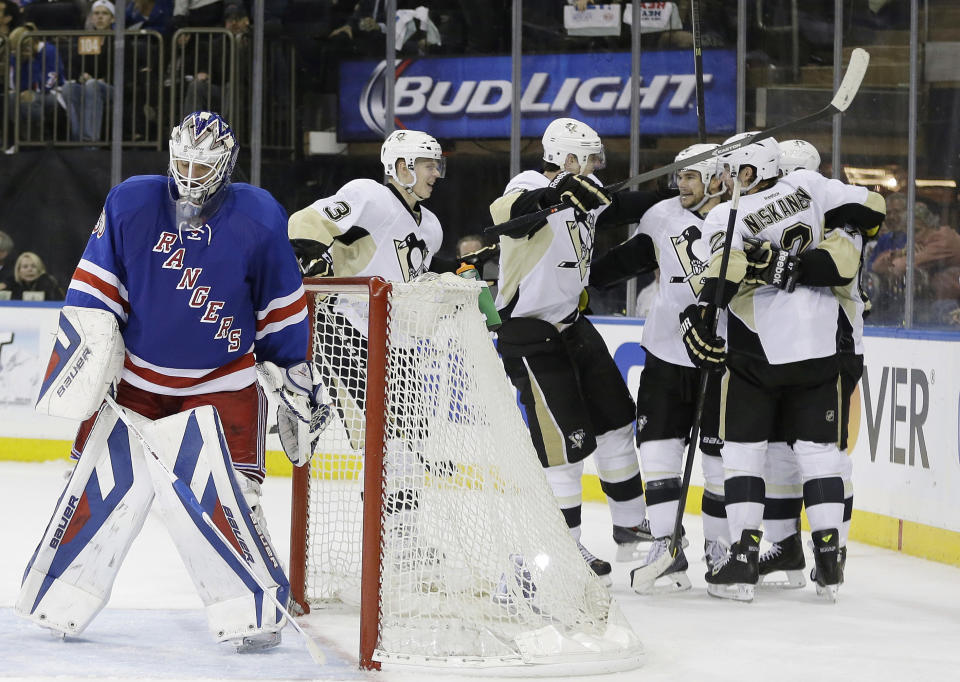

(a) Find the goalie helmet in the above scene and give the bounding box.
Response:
[778,139,821,175]
[381,130,446,188]
[169,111,239,208]
[719,132,780,190]
[672,143,724,209]
[542,117,606,171]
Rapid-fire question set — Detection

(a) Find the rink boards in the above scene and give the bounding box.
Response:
[1,302,958,567]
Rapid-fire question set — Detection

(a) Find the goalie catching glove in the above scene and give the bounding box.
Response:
[679,304,726,371]
[257,361,332,467]
[743,238,801,292]
[543,172,611,215]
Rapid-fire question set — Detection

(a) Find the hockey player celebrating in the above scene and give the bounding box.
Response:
[750,139,868,589]
[682,132,885,601]
[18,112,316,652]
[591,143,730,593]
[489,117,661,585]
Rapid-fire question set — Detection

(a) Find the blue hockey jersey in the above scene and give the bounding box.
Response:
[66,175,308,396]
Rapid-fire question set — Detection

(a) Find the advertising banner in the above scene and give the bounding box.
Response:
[338,49,736,141]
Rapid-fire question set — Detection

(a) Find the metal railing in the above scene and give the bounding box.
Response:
[3,28,294,153]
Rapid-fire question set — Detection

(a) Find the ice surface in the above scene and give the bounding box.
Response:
[2,461,959,681]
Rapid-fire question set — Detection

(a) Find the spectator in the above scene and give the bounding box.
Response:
[172,0,224,30]
[126,0,174,36]
[2,252,64,301]
[0,231,15,281]
[5,24,66,134]
[456,234,483,258]
[62,0,115,142]
[178,2,250,119]
[0,0,22,48]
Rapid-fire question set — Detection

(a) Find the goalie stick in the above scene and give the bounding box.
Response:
[484,48,870,238]
[103,395,327,665]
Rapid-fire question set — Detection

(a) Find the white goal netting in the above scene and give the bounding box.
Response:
[293,274,642,670]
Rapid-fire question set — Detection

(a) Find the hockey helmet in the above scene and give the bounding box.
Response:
[381,130,446,188]
[779,139,821,175]
[169,111,239,207]
[673,143,725,210]
[542,117,606,171]
[719,132,780,190]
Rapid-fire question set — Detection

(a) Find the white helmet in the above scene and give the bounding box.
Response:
[673,143,724,211]
[169,111,238,208]
[778,139,821,175]
[381,130,445,188]
[719,132,780,190]
[542,117,605,170]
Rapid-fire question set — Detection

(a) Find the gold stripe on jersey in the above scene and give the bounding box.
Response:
[288,206,378,277]
[497,226,554,312]
[490,191,524,226]
[729,282,762,332]
[524,357,567,467]
[818,228,861,280]
[704,248,748,284]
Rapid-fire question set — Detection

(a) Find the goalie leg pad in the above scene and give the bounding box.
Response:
[16,405,153,636]
[141,405,289,644]
[35,306,125,421]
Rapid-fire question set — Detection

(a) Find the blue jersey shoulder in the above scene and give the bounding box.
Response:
[226,183,288,235]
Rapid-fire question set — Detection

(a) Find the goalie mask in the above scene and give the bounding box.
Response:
[779,139,821,175]
[381,130,446,200]
[719,132,780,191]
[542,117,606,171]
[169,111,239,213]
[672,143,723,211]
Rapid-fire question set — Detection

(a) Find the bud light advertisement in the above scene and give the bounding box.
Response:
[338,50,736,141]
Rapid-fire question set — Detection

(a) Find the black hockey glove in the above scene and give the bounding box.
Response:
[679,304,726,371]
[291,238,334,277]
[543,172,612,214]
[459,243,500,269]
[743,238,801,292]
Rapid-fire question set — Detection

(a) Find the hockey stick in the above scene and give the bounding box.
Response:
[691,0,707,143]
[484,48,870,238]
[630,178,743,591]
[103,395,327,665]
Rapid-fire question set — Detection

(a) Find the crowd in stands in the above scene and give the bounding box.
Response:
[0,230,64,301]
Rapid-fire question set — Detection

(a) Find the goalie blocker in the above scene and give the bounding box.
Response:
[16,403,289,649]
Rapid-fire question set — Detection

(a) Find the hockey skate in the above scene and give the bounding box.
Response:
[612,519,654,561]
[811,545,847,586]
[758,533,806,589]
[703,539,727,572]
[705,529,761,602]
[233,630,282,653]
[630,537,691,595]
[809,529,842,602]
[578,541,612,587]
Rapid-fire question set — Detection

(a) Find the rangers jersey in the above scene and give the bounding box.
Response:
[700,169,884,364]
[288,179,443,282]
[66,175,309,396]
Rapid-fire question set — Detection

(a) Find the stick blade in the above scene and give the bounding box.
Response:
[830,48,870,112]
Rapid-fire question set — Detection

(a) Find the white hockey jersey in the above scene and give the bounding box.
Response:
[701,169,884,365]
[491,170,607,325]
[832,230,866,355]
[288,179,443,283]
[634,198,718,367]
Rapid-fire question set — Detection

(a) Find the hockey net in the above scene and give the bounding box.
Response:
[290,275,642,671]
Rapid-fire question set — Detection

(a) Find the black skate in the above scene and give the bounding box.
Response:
[811,545,847,585]
[612,519,654,561]
[705,529,761,602]
[809,529,842,602]
[630,537,692,594]
[578,541,612,587]
[759,533,806,589]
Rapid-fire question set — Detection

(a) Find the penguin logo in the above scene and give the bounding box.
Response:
[394,233,429,281]
[558,215,596,280]
[668,225,708,294]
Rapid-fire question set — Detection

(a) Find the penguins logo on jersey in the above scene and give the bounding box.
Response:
[557,216,595,280]
[394,233,429,281]
[668,225,707,295]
